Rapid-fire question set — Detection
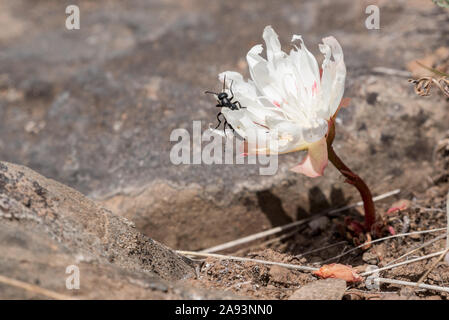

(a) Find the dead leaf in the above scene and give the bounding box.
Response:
[313,263,363,283]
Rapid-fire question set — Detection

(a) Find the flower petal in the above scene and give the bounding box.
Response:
[246,41,285,105]
[213,27,346,167]
[263,26,284,62]
[218,71,283,124]
[290,34,320,102]
[318,36,346,119]
[246,44,266,72]
[220,108,254,138]
[218,71,257,99]
[290,137,328,177]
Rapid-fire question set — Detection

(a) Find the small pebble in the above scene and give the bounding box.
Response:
[289,279,346,300]
[362,251,378,264]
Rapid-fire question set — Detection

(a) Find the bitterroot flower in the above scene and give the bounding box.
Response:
[212,25,346,177]
[209,26,378,232]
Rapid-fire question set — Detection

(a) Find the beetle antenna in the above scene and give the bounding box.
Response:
[223,74,226,92]
[205,91,219,95]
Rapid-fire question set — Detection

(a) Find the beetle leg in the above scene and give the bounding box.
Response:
[223,120,235,135]
[229,80,235,100]
[236,101,245,109]
[215,112,223,129]
[223,119,230,134]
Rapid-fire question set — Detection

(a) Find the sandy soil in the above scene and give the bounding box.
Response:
[187,133,449,299]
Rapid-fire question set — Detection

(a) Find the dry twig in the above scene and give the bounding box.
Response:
[295,241,348,259]
[320,228,446,264]
[0,274,78,300]
[385,234,446,267]
[375,277,449,293]
[408,76,449,98]
[446,191,449,249]
[372,67,412,78]
[417,247,449,284]
[361,250,445,276]
[177,250,318,272]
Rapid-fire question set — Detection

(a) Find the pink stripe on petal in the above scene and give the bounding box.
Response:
[253,121,269,129]
[312,81,317,96]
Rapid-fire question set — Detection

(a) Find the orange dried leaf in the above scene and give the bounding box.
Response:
[313,263,363,283]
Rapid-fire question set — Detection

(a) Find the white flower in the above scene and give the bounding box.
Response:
[212,25,346,177]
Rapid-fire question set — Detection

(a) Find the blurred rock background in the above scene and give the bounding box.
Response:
[0,0,448,253]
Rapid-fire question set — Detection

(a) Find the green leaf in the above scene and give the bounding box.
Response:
[433,0,449,8]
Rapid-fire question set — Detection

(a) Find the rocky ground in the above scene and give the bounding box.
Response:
[0,161,240,299]
[0,0,448,299]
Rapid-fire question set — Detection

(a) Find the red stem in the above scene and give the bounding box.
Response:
[326,120,376,231]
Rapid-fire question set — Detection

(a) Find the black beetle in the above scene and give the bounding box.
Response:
[205,75,245,132]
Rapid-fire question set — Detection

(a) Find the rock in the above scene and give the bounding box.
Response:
[0,161,238,299]
[0,0,447,250]
[288,279,347,300]
[0,161,194,281]
[380,294,410,300]
[0,221,239,300]
[268,266,293,284]
[399,287,420,299]
[362,251,378,265]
